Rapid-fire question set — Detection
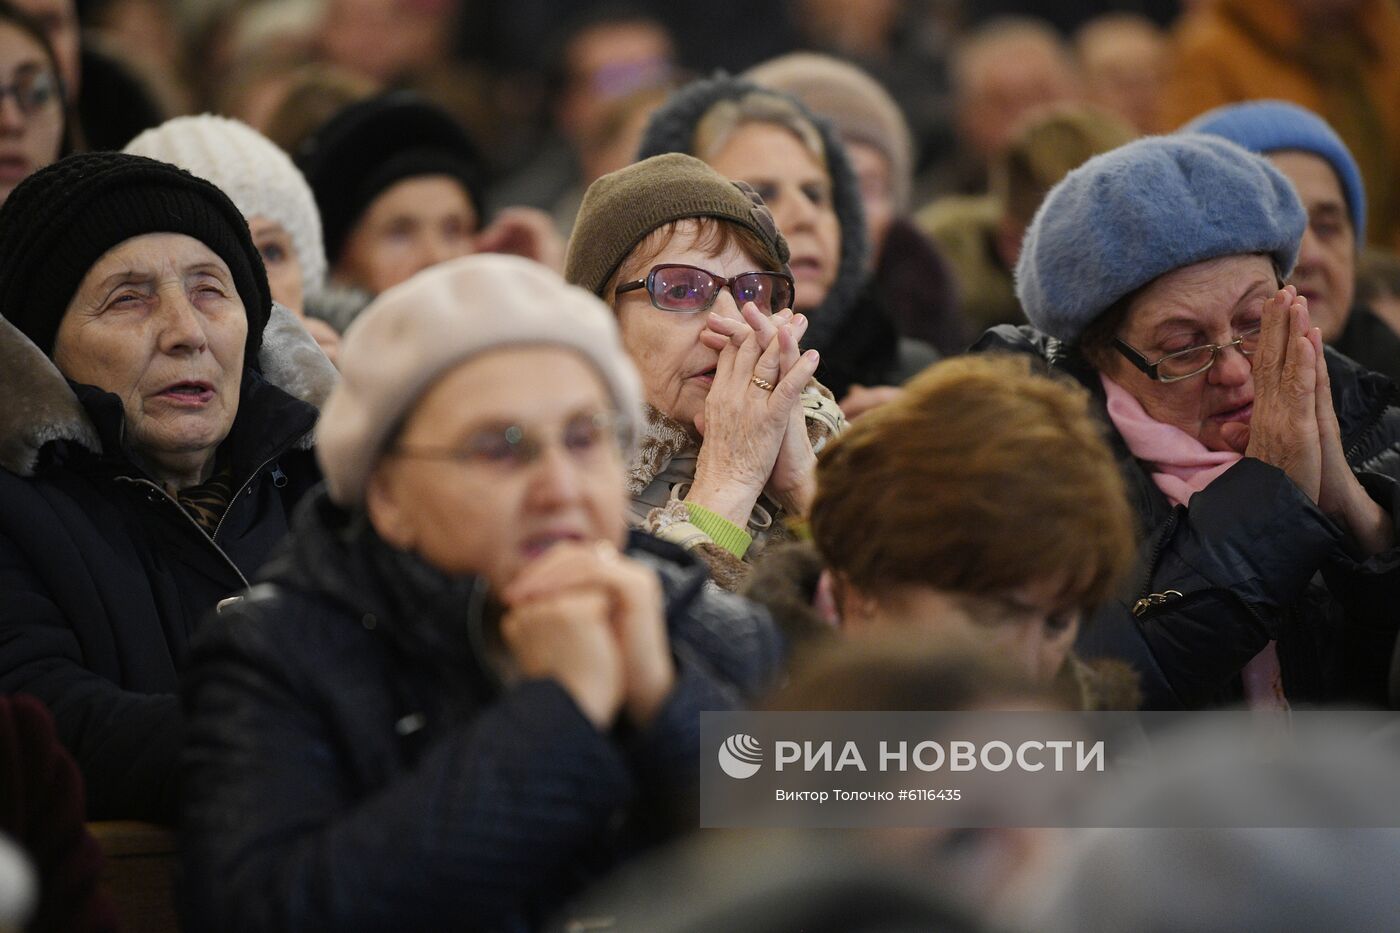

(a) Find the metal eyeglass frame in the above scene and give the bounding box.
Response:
[1113,324,1262,383]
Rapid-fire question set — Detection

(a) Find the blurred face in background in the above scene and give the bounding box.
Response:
[956,31,1080,164]
[9,0,77,99]
[1267,150,1356,343]
[320,0,458,84]
[335,174,479,295]
[846,140,895,258]
[0,20,63,206]
[1074,15,1165,133]
[557,18,674,149]
[248,216,305,314]
[706,122,840,314]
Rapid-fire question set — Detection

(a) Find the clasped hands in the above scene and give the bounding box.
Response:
[686,302,822,526]
[499,542,675,731]
[1229,286,1392,555]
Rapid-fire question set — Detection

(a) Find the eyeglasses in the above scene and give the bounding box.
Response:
[0,70,58,116]
[1114,324,1262,383]
[615,263,795,315]
[389,411,624,473]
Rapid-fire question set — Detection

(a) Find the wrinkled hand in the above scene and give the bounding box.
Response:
[504,542,675,726]
[500,587,624,729]
[839,384,904,420]
[1308,325,1394,554]
[1229,287,1321,503]
[473,207,566,272]
[688,302,820,527]
[703,304,819,516]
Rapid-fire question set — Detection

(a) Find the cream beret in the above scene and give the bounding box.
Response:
[317,254,644,506]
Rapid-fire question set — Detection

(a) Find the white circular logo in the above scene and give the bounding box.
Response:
[718,733,763,779]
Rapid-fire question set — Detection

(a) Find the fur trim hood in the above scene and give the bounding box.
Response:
[637,73,870,358]
[0,302,336,477]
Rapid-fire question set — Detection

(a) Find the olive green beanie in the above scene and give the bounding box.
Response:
[564,152,790,298]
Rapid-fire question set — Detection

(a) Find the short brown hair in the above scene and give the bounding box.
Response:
[605,215,780,301]
[811,354,1135,611]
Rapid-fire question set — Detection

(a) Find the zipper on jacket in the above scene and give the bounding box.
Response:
[1343,382,1398,463]
[211,453,283,543]
[1130,509,1181,610]
[1132,590,1183,618]
[115,475,251,589]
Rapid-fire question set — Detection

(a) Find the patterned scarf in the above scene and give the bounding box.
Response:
[173,463,234,534]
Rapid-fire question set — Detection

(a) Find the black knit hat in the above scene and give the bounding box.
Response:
[0,151,271,359]
[295,91,484,268]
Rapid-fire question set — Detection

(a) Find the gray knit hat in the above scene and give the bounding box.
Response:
[318,254,644,506]
[1015,134,1306,343]
[564,152,789,298]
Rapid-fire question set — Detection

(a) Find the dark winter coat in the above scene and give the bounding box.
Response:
[0,307,333,822]
[637,74,942,400]
[179,490,785,933]
[1333,302,1400,386]
[974,325,1400,709]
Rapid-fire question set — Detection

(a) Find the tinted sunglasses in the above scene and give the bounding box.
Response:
[614,263,796,315]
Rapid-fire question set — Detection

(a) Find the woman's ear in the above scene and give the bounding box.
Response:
[1040,612,1082,680]
[823,570,881,631]
[365,463,413,551]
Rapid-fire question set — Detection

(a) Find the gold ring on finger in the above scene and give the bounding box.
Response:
[751,375,776,392]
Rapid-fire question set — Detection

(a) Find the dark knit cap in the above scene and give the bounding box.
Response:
[296,91,484,267]
[565,152,790,297]
[0,151,271,359]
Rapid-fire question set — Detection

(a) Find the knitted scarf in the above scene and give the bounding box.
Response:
[1102,373,1287,711]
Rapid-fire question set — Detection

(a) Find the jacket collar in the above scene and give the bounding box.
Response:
[0,302,335,478]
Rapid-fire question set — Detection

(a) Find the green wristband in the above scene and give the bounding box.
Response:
[683,501,753,559]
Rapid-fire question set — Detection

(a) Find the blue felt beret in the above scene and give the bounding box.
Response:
[1015,134,1306,343]
[1183,99,1365,244]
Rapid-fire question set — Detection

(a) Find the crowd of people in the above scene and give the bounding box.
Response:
[1,0,1399,930]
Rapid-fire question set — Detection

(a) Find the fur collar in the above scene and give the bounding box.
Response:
[0,303,336,477]
[626,404,701,497]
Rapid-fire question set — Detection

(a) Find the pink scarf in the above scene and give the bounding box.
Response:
[1101,374,1288,710]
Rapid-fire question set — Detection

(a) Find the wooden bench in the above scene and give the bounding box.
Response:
[88,821,179,933]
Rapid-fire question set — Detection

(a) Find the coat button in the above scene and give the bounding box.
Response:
[362,613,377,630]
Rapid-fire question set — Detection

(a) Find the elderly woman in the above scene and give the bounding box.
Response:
[0,0,72,206]
[179,254,782,931]
[746,355,1142,711]
[0,152,332,821]
[638,74,938,407]
[125,113,341,362]
[745,53,968,358]
[296,91,565,331]
[565,152,845,589]
[976,134,1400,709]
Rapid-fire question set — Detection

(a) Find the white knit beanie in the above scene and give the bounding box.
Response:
[125,114,328,297]
[317,254,645,507]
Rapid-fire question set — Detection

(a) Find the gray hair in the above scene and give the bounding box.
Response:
[693,90,827,169]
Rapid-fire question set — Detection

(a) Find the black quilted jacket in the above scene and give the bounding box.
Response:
[974,325,1400,709]
[179,491,784,932]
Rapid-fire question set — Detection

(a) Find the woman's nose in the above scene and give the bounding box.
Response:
[1210,341,1253,385]
[0,92,25,133]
